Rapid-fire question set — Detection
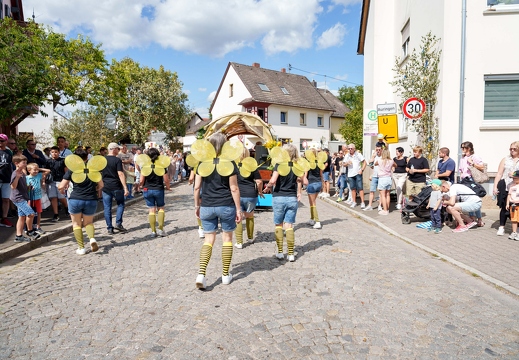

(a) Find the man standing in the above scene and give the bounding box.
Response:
[117,143,134,177]
[0,134,14,227]
[435,147,456,183]
[23,140,46,168]
[101,143,129,234]
[344,144,366,208]
[57,136,73,158]
[406,146,430,200]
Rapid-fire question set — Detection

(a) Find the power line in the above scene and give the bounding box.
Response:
[288,64,362,86]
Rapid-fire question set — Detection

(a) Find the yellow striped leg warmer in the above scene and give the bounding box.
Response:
[286,228,295,256]
[197,218,203,229]
[246,217,254,239]
[85,224,95,240]
[235,222,243,245]
[311,206,319,222]
[310,206,315,220]
[157,209,165,230]
[275,226,284,254]
[149,214,156,233]
[198,243,213,276]
[73,227,84,249]
[222,242,233,276]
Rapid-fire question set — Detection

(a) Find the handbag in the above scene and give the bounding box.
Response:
[469,162,489,184]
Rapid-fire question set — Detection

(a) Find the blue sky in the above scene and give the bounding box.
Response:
[24,0,364,118]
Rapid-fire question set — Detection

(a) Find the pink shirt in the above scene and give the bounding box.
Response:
[459,154,483,179]
[378,159,394,177]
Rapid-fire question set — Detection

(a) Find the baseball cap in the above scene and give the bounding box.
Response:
[512,170,519,178]
[377,133,384,140]
[108,142,121,150]
[0,134,7,141]
[431,179,442,186]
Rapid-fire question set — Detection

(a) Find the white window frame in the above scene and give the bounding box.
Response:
[229,83,233,97]
[280,111,288,125]
[300,113,306,126]
[258,83,270,92]
[281,86,289,95]
[482,74,519,127]
[401,20,410,60]
[317,115,324,127]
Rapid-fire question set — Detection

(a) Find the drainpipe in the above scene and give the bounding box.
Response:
[457,0,467,182]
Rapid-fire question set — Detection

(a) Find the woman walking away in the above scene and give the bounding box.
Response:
[493,141,519,236]
[376,149,394,215]
[263,144,309,262]
[392,147,407,210]
[235,148,263,248]
[136,148,171,237]
[303,147,326,229]
[192,133,242,289]
[58,149,106,255]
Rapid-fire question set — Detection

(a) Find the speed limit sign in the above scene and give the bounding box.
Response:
[402,98,426,119]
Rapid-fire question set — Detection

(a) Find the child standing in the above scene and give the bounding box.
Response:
[506,171,519,240]
[10,155,41,242]
[26,163,51,234]
[427,179,443,234]
[125,164,135,200]
[46,146,68,221]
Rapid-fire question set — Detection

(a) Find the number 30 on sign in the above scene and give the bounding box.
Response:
[402,98,426,119]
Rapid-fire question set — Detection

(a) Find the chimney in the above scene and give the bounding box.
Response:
[312,80,317,87]
[281,68,286,73]
[252,62,260,68]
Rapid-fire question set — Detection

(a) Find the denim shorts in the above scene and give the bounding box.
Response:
[306,182,322,194]
[200,205,237,233]
[68,198,97,216]
[272,196,298,224]
[47,181,66,199]
[377,177,392,191]
[143,189,165,208]
[14,201,36,217]
[0,182,11,199]
[323,172,330,181]
[369,177,379,192]
[240,197,258,213]
[348,174,363,191]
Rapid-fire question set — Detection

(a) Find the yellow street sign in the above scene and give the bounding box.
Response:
[378,114,398,144]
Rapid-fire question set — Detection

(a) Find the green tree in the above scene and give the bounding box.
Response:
[390,32,441,166]
[337,85,363,149]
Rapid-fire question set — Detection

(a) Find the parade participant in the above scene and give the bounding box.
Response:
[192,133,242,289]
[136,147,171,237]
[59,149,106,255]
[304,147,326,229]
[26,163,50,234]
[263,144,309,262]
[234,147,263,248]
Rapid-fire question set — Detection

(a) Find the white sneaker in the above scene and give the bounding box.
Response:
[313,222,322,229]
[276,252,284,260]
[396,204,402,210]
[508,232,517,240]
[157,229,167,237]
[234,243,243,249]
[363,206,373,211]
[497,227,505,236]
[323,193,330,198]
[76,248,87,255]
[307,219,315,226]
[222,273,233,285]
[378,205,382,211]
[247,238,254,244]
[89,238,98,252]
[360,203,366,209]
[198,228,205,238]
[196,274,206,289]
[350,203,356,208]
[150,231,157,238]
[287,255,295,262]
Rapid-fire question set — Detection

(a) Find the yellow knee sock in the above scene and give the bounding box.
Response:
[149,214,156,232]
[246,217,254,239]
[310,206,315,220]
[197,218,203,229]
[275,226,284,253]
[85,224,95,239]
[312,206,320,222]
[73,227,84,249]
[157,209,165,230]
[222,242,233,276]
[235,222,243,244]
[286,228,295,255]
[198,243,213,275]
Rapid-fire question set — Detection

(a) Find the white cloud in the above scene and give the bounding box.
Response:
[316,22,347,50]
[198,88,207,92]
[208,91,217,102]
[331,0,362,7]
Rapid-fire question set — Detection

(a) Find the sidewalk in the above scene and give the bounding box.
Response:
[322,190,519,296]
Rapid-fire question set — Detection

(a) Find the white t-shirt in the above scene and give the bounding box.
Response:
[371,155,381,178]
[345,151,365,176]
[448,184,479,203]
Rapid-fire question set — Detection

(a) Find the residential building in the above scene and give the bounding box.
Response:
[358,0,519,177]
[0,0,25,22]
[182,112,209,152]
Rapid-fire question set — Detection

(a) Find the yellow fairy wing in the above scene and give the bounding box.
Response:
[65,155,85,172]
[304,150,316,163]
[87,171,102,183]
[220,141,243,161]
[317,151,328,164]
[197,161,216,177]
[155,155,171,170]
[71,172,87,183]
[153,166,166,176]
[135,154,152,168]
[141,165,153,177]
[86,155,107,172]
[191,139,216,161]
[270,147,290,165]
[216,160,235,177]
[186,154,199,168]
[237,157,258,177]
[277,163,291,176]
[293,158,310,177]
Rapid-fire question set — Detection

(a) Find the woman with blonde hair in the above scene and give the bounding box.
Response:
[376,149,394,215]
[493,141,519,236]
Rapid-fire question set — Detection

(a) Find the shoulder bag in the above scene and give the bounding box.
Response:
[469,162,488,184]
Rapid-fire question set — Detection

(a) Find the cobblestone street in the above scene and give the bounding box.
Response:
[1,183,519,359]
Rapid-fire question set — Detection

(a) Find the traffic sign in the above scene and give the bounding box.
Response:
[378,114,398,144]
[302,140,308,149]
[364,109,378,136]
[377,103,397,115]
[402,98,426,119]
[367,110,378,121]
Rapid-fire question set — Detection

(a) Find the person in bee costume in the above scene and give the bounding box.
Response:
[58,149,107,255]
[263,144,309,262]
[234,147,263,248]
[135,147,171,237]
[303,147,327,229]
[191,133,242,289]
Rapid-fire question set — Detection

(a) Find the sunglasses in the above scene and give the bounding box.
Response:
[510,148,518,151]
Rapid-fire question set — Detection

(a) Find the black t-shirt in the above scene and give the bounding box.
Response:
[64,170,98,200]
[102,155,124,191]
[143,168,167,190]
[393,156,408,174]
[334,155,343,169]
[272,164,298,197]
[322,155,332,174]
[307,167,321,184]
[407,156,429,183]
[200,164,238,207]
[237,169,261,198]
[0,149,13,183]
[46,157,66,182]
[22,149,46,168]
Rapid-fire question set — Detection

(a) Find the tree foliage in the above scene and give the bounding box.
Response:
[337,85,363,149]
[390,32,441,166]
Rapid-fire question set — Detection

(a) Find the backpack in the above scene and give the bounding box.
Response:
[460,177,487,197]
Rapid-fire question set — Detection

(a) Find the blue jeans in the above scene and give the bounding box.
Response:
[338,173,347,198]
[102,189,125,229]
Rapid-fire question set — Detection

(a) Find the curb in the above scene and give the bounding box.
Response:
[320,197,519,297]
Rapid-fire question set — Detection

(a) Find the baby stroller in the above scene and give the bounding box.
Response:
[401,185,433,224]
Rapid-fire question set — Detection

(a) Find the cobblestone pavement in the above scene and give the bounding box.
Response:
[1,183,519,359]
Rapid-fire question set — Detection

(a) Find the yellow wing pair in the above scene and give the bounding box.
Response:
[270,147,310,177]
[186,139,243,177]
[305,149,328,170]
[135,154,171,176]
[65,155,107,184]
[236,157,258,178]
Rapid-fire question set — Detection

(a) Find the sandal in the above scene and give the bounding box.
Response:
[477,220,485,227]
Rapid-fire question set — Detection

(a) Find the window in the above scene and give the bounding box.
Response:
[300,113,306,126]
[280,86,289,95]
[280,111,287,124]
[258,83,270,91]
[401,20,410,59]
[484,74,519,121]
[229,84,233,97]
[317,115,323,127]
[488,0,519,5]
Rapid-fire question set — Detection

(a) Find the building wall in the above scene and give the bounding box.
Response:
[211,66,251,119]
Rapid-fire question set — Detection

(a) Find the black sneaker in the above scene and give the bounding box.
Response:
[107,228,115,235]
[52,215,60,222]
[14,235,32,243]
[26,231,41,240]
[114,224,127,232]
